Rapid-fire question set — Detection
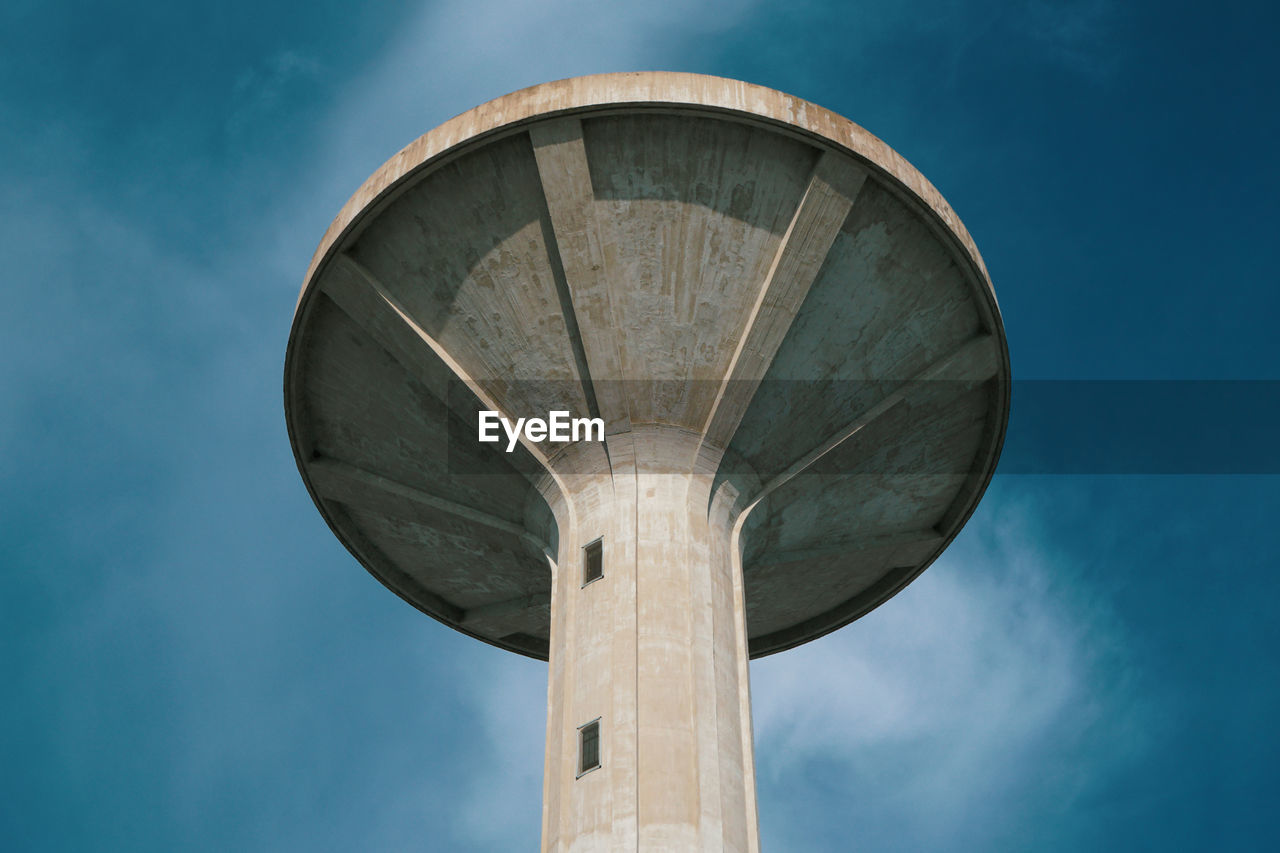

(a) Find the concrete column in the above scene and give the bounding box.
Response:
[541,426,759,853]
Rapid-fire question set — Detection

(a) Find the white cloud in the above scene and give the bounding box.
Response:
[455,648,547,849]
[750,489,1149,848]
[227,49,322,140]
[265,0,761,272]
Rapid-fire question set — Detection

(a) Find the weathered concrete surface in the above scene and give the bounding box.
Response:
[283,72,1010,852]
[537,429,759,852]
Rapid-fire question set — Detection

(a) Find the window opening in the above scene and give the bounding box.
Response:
[578,719,601,776]
[582,538,603,586]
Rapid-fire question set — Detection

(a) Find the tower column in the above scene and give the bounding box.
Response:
[541,426,758,853]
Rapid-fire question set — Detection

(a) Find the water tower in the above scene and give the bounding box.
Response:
[284,72,1009,852]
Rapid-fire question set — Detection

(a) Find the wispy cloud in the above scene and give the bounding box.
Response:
[277,0,762,239]
[227,50,322,140]
[1023,0,1118,78]
[751,487,1150,850]
[454,649,547,849]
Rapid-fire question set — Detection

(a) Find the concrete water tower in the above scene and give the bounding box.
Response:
[284,72,1009,852]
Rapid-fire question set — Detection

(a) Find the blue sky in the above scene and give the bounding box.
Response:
[2,1,1277,850]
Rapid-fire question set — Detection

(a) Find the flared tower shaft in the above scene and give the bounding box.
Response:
[539,428,758,852]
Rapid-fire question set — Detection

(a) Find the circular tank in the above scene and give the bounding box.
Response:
[283,71,1010,660]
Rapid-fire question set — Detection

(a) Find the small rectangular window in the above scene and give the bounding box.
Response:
[582,538,603,586]
[578,719,601,776]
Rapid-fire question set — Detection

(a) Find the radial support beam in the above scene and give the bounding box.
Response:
[749,334,1002,506]
[743,528,947,656]
[701,150,869,451]
[747,563,919,657]
[325,502,466,624]
[322,252,560,473]
[530,119,632,438]
[319,253,455,401]
[933,370,1009,534]
[309,456,554,558]
[326,252,498,412]
[749,528,943,569]
[462,591,552,626]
